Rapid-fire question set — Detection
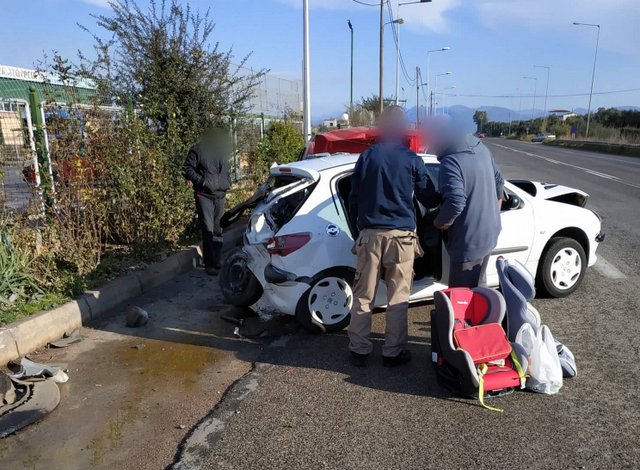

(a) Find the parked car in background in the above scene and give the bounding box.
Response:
[531,132,557,142]
[474,132,486,139]
[220,154,604,333]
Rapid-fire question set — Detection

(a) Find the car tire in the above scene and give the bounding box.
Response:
[219,248,263,307]
[296,269,355,334]
[537,237,587,298]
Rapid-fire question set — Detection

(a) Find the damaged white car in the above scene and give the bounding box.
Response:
[220,154,604,333]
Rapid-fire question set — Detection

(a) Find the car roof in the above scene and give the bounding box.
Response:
[280,153,439,174]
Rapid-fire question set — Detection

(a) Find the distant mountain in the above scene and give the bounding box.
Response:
[315,105,639,130]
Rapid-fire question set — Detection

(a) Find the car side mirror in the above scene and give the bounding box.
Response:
[509,195,521,210]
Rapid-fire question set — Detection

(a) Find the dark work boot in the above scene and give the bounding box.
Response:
[349,351,369,368]
[382,350,412,368]
[211,241,224,270]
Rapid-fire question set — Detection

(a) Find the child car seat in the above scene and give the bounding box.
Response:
[496,257,541,342]
[497,257,577,378]
[431,287,526,409]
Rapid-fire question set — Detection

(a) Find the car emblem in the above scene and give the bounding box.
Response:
[326,224,340,237]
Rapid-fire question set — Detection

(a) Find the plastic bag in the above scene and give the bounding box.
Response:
[515,324,563,394]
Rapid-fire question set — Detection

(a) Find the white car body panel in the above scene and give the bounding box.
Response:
[239,153,602,316]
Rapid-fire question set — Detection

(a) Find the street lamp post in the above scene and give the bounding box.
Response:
[534,65,551,130]
[573,22,600,138]
[523,76,537,122]
[426,47,450,117]
[395,1,432,106]
[377,17,404,112]
[348,20,354,112]
[442,86,455,114]
[432,71,452,117]
[303,0,311,142]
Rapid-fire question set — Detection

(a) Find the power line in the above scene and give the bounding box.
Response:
[442,88,640,99]
[386,0,416,86]
[351,0,379,6]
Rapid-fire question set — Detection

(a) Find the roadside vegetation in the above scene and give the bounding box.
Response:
[478,107,640,145]
[0,0,307,325]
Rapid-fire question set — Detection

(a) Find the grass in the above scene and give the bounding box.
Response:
[0,292,70,326]
[544,139,640,158]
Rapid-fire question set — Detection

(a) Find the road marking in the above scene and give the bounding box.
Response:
[490,143,640,190]
[593,256,627,279]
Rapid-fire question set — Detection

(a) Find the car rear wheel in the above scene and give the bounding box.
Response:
[537,237,586,298]
[296,269,355,333]
[219,248,263,307]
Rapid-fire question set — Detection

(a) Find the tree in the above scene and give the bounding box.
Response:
[473,110,488,133]
[250,121,304,181]
[346,94,395,127]
[78,0,265,155]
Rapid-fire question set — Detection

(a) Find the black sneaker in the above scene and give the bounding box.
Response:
[205,267,219,276]
[350,351,369,367]
[382,350,412,367]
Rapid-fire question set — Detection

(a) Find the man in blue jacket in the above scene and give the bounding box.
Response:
[428,117,504,288]
[348,106,437,367]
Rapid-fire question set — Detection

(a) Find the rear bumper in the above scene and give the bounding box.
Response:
[244,244,309,317]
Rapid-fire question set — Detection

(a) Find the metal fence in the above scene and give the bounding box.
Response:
[0,100,36,210]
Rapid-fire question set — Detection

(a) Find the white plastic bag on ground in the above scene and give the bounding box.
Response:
[515,324,563,395]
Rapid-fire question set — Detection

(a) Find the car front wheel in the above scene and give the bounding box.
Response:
[296,269,355,333]
[537,237,586,298]
[219,248,263,307]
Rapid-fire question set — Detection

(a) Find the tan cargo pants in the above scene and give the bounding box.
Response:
[348,228,422,357]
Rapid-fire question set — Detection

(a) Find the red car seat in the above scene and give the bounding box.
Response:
[431,287,526,410]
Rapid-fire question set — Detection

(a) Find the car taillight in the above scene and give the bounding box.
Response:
[266,233,311,257]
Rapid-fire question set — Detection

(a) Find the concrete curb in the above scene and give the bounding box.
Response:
[0,222,246,366]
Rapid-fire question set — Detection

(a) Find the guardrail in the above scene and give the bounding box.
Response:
[545,139,640,157]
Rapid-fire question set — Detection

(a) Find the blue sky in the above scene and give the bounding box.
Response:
[1,0,639,119]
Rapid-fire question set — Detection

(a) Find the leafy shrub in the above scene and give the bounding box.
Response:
[248,120,305,182]
[0,219,41,310]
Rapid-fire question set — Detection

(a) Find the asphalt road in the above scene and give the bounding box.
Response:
[172,139,640,470]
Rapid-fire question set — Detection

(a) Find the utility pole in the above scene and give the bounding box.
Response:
[416,66,420,126]
[348,20,354,112]
[378,0,384,114]
[303,0,311,142]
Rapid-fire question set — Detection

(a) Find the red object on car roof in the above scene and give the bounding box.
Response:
[306,126,426,156]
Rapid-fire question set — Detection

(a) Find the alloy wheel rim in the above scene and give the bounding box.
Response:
[549,247,582,290]
[307,277,353,326]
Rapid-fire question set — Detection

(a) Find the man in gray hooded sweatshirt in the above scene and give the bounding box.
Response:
[426,118,504,287]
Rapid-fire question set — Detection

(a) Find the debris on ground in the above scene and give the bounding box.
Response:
[126,306,149,327]
[0,371,61,438]
[8,357,69,383]
[48,329,83,348]
[221,315,245,327]
[132,344,146,350]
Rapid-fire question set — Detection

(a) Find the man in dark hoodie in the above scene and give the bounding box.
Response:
[426,117,504,288]
[184,127,232,274]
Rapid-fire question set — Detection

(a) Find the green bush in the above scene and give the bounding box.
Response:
[248,120,305,182]
[0,222,41,311]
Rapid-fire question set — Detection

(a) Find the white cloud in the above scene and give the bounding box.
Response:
[475,0,639,57]
[276,0,461,33]
[80,0,111,7]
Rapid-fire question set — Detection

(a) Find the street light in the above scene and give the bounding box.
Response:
[432,71,452,116]
[426,47,450,117]
[534,65,551,130]
[442,86,456,114]
[395,0,432,105]
[378,10,404,113]
[348,20,354,113]
[573,22,600,138]
[523,76,537,122]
